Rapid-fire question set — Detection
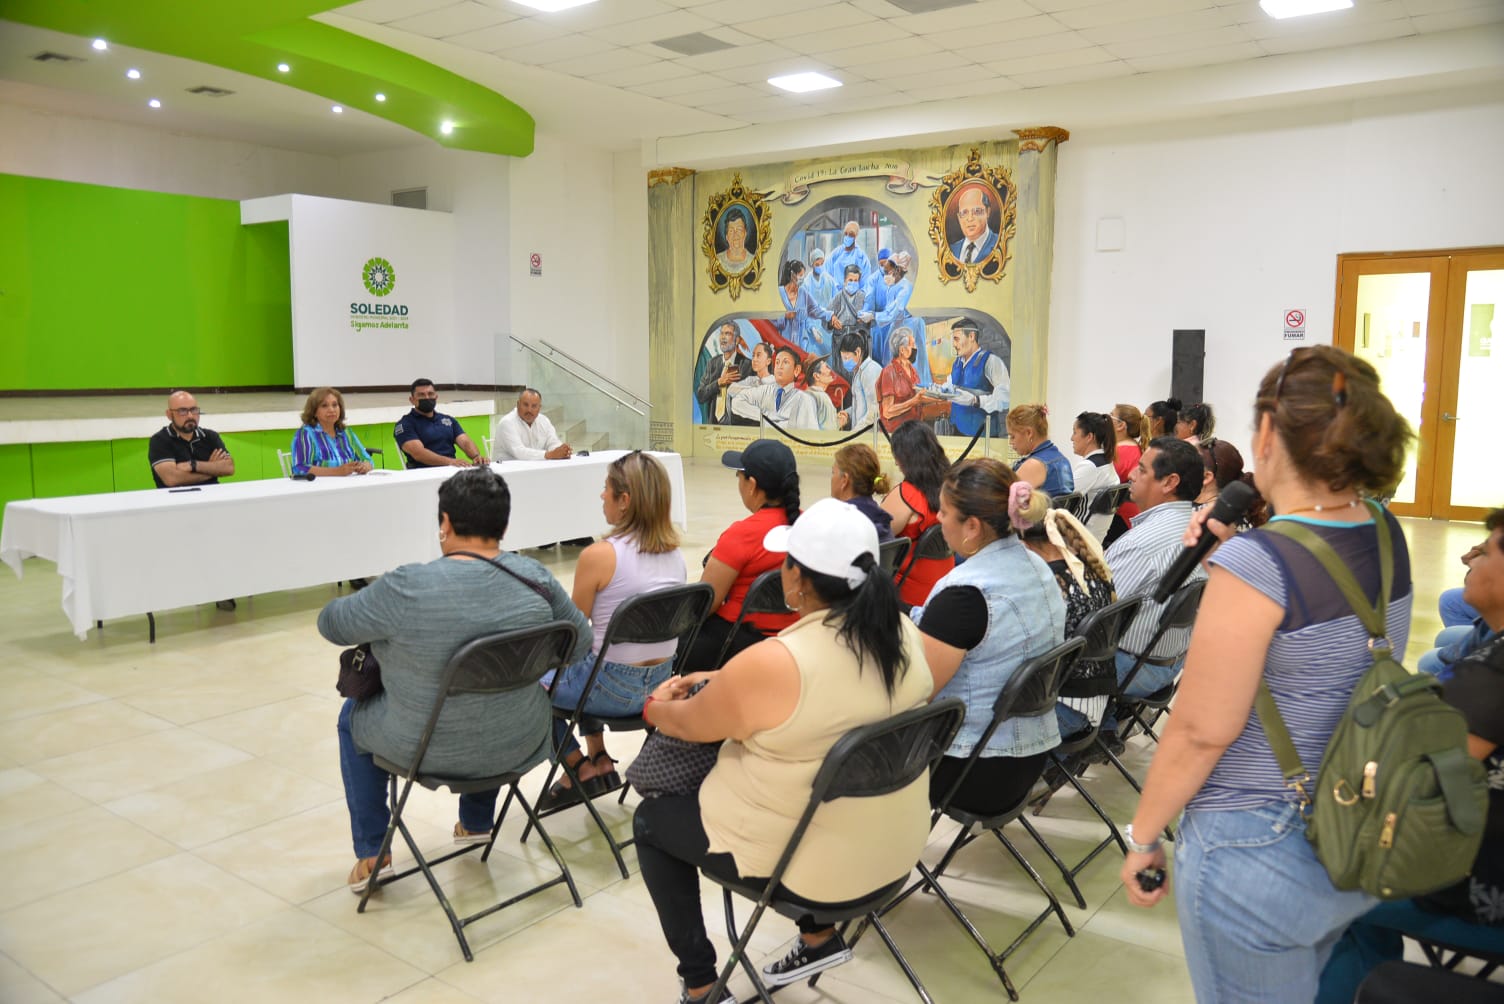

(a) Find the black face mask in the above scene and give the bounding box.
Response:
[416,398,437,414]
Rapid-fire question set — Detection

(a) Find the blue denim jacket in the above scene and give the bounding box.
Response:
[916,536,1066,758]
[1015,439,1075,497]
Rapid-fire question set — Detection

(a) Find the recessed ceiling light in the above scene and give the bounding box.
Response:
[277,62,290,73]
[768,71,841,93]
[148,98,160,109]
[375,92,386,102]
[91,38,108,51]
[332,105,343,114]
[1258,0,1352,18]
[511,0,598,11]
[440,120,455,135]
[126,68,141,80]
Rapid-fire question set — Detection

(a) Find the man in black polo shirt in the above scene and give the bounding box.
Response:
[394,378,487,469]
[148,391,235,488]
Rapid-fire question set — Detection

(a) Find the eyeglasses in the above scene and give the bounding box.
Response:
[955,207,988,220]
[170,407,201,416]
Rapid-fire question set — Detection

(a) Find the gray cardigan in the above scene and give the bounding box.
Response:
[319,553,590,778]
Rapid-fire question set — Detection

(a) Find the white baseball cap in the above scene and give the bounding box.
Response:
[762,497,879,590]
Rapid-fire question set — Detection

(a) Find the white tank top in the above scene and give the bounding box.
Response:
[590,535,687,663]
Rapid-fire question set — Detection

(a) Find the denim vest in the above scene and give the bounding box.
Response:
[1016,439,1075,497]
[917,536,1066,758]
[949,348,999,437]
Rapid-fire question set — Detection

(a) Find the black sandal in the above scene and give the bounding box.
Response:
[583,752,622,796]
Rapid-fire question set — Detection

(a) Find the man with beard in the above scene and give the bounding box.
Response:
[149,390,235,489]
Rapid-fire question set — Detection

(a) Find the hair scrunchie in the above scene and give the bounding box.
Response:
[1008,480,1036,531]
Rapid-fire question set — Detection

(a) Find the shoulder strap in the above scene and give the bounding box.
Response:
[448,550,551,601]
[1255,683,1312,809]
[1262,501,1391,643]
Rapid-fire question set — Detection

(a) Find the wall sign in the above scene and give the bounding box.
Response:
[529,252,542,277]
[1284,308,1306,341]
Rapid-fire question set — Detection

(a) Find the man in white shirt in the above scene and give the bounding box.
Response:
[730,345,820,430]
[494,388,572,461]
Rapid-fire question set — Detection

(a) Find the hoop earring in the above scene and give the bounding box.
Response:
[438,530,448,543]
[784,589,804,612]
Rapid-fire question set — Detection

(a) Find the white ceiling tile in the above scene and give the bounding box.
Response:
[693,0,817,23]
[544,0,678,32]
[734,3,871,40]
[585,9,719,45]
[1397,0,1488,13]
[1055,0,1220,30]
[952,26,1093,63]
[810,35,944,68]
[1257,18,1417,53]
[386,1,513,37]
[923,14,1073,53]
[1125,39,1265,71]
[988,44,1116,74]
[333,0,455,24]
[882,63,996,91]
[1105,25,1254,58]
[1012,59,1134,86]
[846,0,911,16]
[780,19,911,54]
[443,19,552,52]
[813,90,924,113]
[904,78,1010,102]
[588,59,697,86]
[702,27,763,46]
[715,57,838,83]
[740,102,835,123]
[1080,7,1239,44]
[628,71,733,97]
[681,82,778,107]
[1029,0,1121,10]
[1411,4,1504,31]
[887,0,1041,36]
[547,46,662,76]
[675,41,803,71]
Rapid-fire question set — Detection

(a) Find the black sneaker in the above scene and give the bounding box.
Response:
[678,983,734,1003]
[761,932,853,986]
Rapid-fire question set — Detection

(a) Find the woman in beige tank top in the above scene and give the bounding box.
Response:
[635,499,934,1004]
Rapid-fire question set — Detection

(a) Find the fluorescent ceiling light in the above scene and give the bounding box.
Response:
[768,71,841,93]
[332,105,343,114]
[511,0,599,12]
[148,98,160,108]
[1259,0,1353,18]
[126,68,140,80]
[91,38,107,51]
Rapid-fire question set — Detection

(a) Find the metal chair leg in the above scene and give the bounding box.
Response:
[1017,814,1087,909]
[995,830,1075,937]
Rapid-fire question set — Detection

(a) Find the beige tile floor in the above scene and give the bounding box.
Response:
[0,456,1484,1003]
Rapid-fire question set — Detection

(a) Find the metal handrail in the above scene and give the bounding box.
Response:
[536,338,650,410]
[508,335,648,417]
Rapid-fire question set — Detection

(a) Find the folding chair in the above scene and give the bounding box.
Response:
[875,637,1086,1001]
[878,537,912,576]
[712,568,788,669]
[896,524,953,591]
[1050,491,1086,522]
[1028,594,1145,903]
[1083,483,1130,541]
[1357,961,1504,1004]
[357,619,585,962]
[277,449,294,479]
[523,583,715,879]
[701,698,967,1004]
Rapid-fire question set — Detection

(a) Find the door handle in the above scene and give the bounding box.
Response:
[1442,412,1458,421]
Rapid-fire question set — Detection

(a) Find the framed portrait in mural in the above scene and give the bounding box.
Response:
[702,173,772,300]
[929,149,1017,293]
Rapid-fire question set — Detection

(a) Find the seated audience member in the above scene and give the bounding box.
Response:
[729,346,820,431]
[150,390,234,488]
[1194,438,1268,530]
[1105,437,1206,705]
[495,387,572,461]
[837,332,882,432]
[804,359,842,431]
[1176,402,1216,444]
[1316,508,1504,1003]
[1069,411,1121,497]
[291,387,373,477]
[1108,404,1148,539]
[542,452,687,808]
[696,324,753,425]
[1018,508,1117,737]
[1007,404,1075,497]
[914,459,1065,814]
[395,378,487,469]
[1421,534,1500,679]
[320,468,590,892]
[882,422,956,607]
[1144,398,1182,440]
[682,440,801,670]
[876,326,925,434]
[830,444,893,541]
[633,499,934,1002]
[1442,584,1483,628]
[945,318,1009,438]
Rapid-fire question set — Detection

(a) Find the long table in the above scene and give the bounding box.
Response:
[0,451,686,639]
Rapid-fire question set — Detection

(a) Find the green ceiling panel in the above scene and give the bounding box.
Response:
[0,0,534,156]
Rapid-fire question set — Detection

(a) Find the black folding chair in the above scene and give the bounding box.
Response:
[1357,960,1504,1003]
[1083,483,1130,540]
[1028,594,1144,903]
[701,699,967,1004]
[1050,491,1086,522]
[358,620,584,962]
[878,537,912,576]
[896,524,953,591]
[523,583,716,879]
[873,637,1086,1001]
[712,568,788,669]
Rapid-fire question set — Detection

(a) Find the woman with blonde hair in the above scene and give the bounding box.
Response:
[830,443,893,541]
[291,387,373,477]
[1007,404,1074,497]
[541,451,687,806]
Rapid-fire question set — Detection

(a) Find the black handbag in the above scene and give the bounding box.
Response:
[337,643,383,700]
[624,731,722,798]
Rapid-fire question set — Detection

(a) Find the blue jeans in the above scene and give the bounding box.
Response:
[549,655,675,757]
[1440,587,1480,628]
[1088,650,1182,735]
[1315,898,1504,1004]
[1176,802,1376,1004]
[337,699,499,858]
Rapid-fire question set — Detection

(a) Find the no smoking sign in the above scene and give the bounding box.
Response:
[529,253,542,277]
[1284,308,1306,341]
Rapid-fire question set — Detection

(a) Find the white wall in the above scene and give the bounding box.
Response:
[1047,86,1504,459]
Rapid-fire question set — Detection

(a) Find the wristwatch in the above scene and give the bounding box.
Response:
[1123,824,1162,854]
[190,458,198,473]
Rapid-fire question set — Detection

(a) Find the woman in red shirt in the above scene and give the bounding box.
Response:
[880,422,956,607]
[682,439,802,671]
[1110,404,1147,521]
[876,326,924,434]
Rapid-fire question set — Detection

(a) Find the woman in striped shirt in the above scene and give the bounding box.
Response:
[291,387,373,477]
[1120,346,1413,1003]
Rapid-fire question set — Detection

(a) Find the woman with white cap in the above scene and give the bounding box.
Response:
[634,498,934,1004]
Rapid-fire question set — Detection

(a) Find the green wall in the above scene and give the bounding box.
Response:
[0,174,293,391]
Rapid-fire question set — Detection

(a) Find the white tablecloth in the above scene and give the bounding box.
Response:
[0,450,686,638]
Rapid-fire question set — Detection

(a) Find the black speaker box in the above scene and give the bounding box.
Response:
[1171,330,1205,406]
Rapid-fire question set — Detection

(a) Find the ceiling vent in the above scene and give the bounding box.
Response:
[652,32,735,57]
[32,51,84,63]
[886,0,974,13]
[187,85,235,97]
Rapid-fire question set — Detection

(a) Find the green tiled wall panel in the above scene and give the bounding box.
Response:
[30,442,115,499]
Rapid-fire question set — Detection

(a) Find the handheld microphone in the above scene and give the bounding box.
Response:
[299,472,316,482]
[1152,480,1256,603]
